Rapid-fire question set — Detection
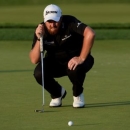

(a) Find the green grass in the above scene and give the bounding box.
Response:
[1,28,130,40]
[0,4,130,24]
[0,0,130,6]
[0,40,130,130]
[0,28,35,40]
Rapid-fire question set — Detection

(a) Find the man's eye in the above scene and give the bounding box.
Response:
[47,20,57,23]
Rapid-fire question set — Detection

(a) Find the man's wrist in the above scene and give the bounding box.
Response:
[37,38,40,41]
[79,56,85,64]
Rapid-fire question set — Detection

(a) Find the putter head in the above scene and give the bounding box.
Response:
[35,109,44,113]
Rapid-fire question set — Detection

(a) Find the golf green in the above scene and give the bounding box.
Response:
[0,40,130,130]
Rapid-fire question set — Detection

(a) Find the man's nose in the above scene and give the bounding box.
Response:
[51,22,56,27]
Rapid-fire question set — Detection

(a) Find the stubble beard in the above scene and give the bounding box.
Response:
[47,27,59,35]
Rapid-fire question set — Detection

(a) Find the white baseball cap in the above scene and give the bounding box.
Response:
[43,4,62,23]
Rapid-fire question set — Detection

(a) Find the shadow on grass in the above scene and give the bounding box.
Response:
[0,69,33,73]
[86,101,130,108]
[34,110,57,113]
[62,101,130,108]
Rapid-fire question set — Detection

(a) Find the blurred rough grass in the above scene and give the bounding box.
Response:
[0,28,130,40]
[0,4,130,24]
[0,2,130,40]
[0,0,130,6]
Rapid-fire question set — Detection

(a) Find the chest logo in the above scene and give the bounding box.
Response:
[44,40,54,45]
[62,34,72,41]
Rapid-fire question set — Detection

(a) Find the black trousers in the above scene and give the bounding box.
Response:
[33,55,94,98]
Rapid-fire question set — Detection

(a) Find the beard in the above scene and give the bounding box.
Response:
[47,26,59,35]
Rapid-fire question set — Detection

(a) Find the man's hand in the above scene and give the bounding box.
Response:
[68,56,85,70]
[35,24,44,39]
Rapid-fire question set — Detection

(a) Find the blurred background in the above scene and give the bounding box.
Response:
[0,0,130,40]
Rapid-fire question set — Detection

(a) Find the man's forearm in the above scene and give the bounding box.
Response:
[80,27,95,61]
[29,40,41,64]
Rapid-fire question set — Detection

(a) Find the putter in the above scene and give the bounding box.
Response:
[35,35,44,113]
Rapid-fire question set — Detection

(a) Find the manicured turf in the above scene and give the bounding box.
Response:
[0,40,130,130]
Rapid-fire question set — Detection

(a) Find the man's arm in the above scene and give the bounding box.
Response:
[29,40,41,64]
[68,26,95,70]
[29,24,44,64]
[79,26,95,62]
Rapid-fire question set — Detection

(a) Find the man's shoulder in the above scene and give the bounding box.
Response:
[62,15,76,19]
[62,15,78,22]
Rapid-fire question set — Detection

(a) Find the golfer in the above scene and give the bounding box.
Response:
[29,4,95,108]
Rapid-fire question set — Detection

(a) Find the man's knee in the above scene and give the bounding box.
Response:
[34,69,42,79]
[67,68,83,80]
[33,65,42,85]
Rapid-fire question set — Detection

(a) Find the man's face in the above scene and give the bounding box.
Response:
[45,19,61,35]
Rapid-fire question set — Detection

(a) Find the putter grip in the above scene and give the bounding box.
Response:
[40,36,44,52]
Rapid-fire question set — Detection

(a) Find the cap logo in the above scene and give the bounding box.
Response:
[46,11,58,15]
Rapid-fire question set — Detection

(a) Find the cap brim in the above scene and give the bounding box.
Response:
[44,16,60,23]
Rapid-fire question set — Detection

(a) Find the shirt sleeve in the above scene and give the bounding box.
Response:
[69,17,87,35]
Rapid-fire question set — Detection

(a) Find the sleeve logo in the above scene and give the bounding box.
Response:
[77,22,82,27]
